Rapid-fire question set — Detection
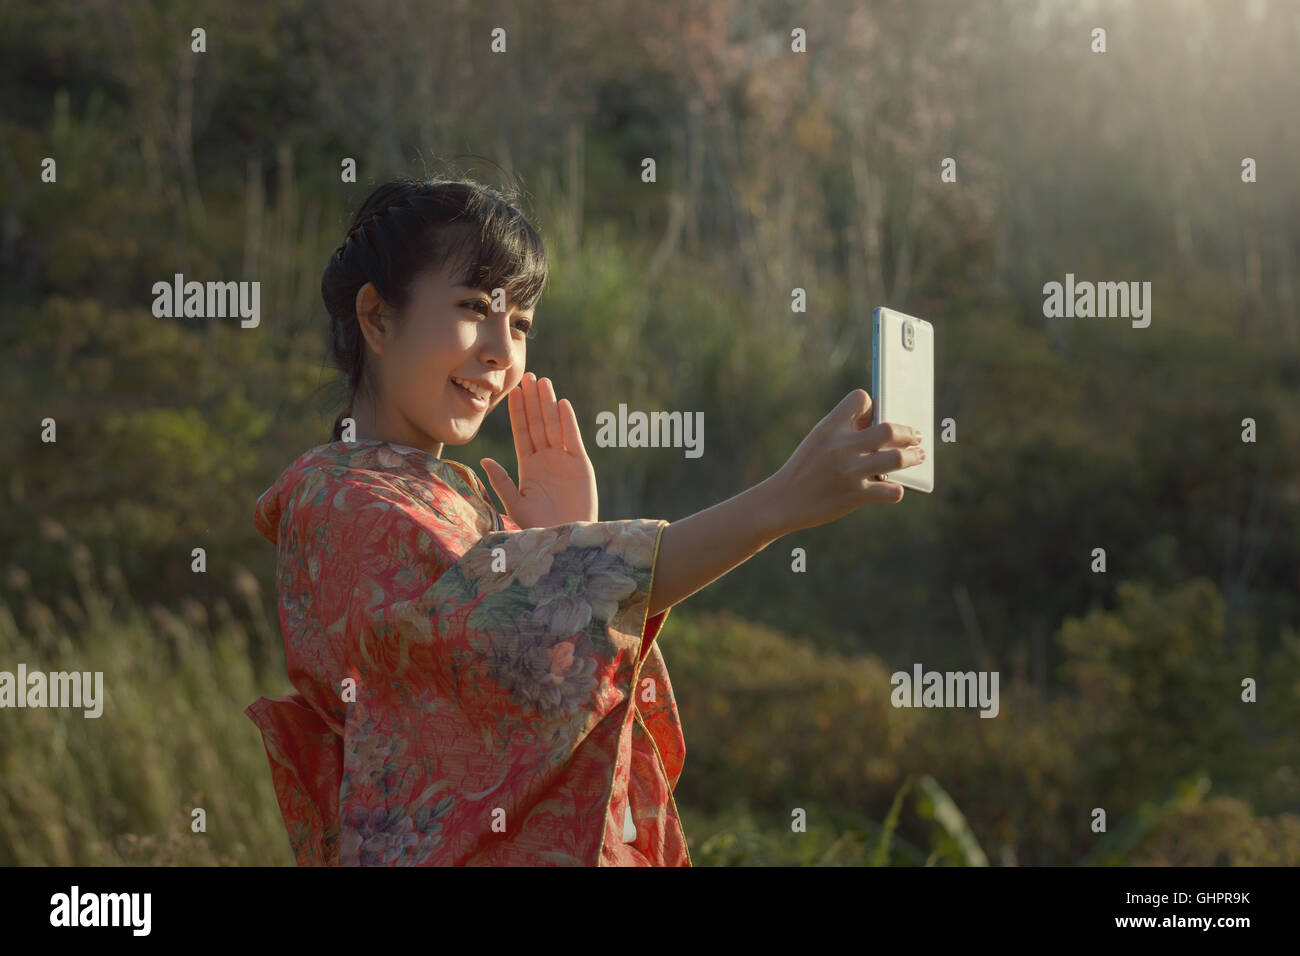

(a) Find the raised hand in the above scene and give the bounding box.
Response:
[479,372,599,528]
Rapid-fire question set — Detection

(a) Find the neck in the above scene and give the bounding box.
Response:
[347,398,443,458]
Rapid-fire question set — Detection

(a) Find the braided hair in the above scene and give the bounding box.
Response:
[322,176,549,442]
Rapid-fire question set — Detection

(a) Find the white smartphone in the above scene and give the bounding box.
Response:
[870,307,934,493]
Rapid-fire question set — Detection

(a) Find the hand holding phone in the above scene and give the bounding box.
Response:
[762,390,924,536]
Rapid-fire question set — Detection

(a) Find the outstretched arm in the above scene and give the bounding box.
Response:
[645,389,924,618]
[646,476,785,619]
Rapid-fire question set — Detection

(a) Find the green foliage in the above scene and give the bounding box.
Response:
[662,593,1298,866]
[917,775,988,866]
[1080,775,1212,867]
[1124,794,1300,867]
[1058,579,1255,794]
[870,774,913,867]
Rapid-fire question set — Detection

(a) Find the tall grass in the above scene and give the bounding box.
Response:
[0,536,292,865]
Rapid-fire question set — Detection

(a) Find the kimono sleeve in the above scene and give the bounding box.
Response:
[319,471,674,865]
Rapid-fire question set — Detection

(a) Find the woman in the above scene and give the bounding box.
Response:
[245,176,925,866]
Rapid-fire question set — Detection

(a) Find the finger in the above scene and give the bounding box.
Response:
[537,377,563,448]
[558,397,587,457]
[479,457,520,514]
[861,479,905,503]
[852,390,874,429]
[522,371,547,453]
[508,380,533,457]
[860,443,926,475]
[837,389,871,426]
[857,420,923,452]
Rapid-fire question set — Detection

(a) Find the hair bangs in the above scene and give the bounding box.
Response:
[432,196,548,314]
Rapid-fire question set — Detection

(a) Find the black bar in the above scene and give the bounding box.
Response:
[0,864,1279,943]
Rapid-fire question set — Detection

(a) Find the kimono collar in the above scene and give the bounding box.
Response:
[254,439,498,546]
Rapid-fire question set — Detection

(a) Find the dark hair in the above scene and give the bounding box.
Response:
[322,175,549,442]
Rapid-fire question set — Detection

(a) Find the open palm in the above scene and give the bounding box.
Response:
[479,372,598,528]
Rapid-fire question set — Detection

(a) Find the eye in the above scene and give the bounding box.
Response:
[464,299,535,339]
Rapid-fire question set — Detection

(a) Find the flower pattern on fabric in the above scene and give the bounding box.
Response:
[245,440,691,866]
[485,618,600,720]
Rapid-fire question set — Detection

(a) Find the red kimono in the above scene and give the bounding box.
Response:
[245,439,691,866]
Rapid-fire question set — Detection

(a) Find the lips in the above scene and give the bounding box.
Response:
[450,377,489,410]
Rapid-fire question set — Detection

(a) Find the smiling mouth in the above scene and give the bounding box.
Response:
[450,377,490,409]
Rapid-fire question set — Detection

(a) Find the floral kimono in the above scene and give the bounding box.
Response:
[245,439,691,866]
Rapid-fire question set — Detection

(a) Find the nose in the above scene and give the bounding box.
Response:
[477,309,515,370]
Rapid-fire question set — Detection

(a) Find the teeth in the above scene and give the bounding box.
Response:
[452,377,489,400]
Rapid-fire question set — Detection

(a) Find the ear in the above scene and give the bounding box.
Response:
[355,283,390,354]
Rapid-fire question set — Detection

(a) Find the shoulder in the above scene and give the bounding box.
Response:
[278,443,505,551]
[276,446,441,529]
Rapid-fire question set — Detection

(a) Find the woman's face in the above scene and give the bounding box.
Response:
[354,262,532,455]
